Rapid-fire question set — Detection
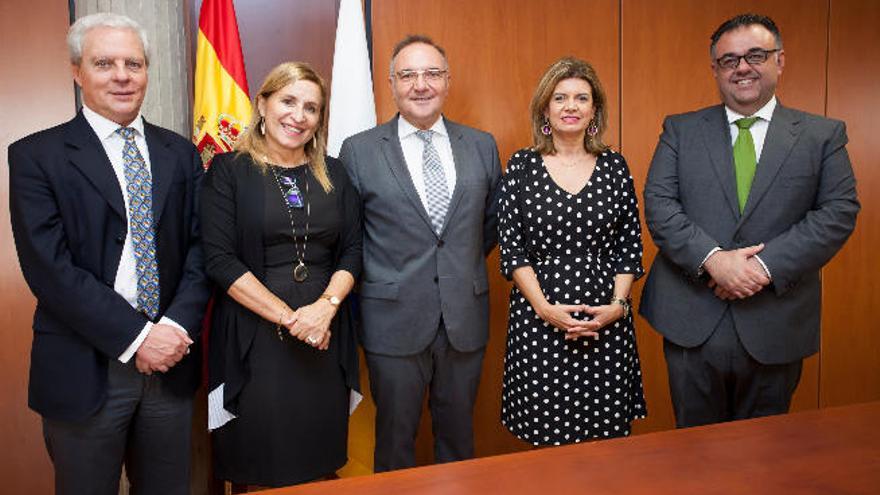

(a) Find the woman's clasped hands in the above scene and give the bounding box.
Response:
[283,298,337,350]
[536,302,626,341]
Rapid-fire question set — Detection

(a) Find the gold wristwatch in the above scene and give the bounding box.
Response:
[610,297,631,318]
[320,293,341,307]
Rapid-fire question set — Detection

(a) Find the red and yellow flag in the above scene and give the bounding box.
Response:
[192,0,251,167]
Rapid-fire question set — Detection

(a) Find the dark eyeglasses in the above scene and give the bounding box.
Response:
[715,48,781,70]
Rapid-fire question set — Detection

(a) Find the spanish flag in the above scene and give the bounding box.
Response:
[192,0,251,167]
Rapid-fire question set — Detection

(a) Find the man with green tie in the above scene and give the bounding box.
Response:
[640,13,859,427]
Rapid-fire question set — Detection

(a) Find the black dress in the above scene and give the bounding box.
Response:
[498,148,647,445]
[202,154,361,487]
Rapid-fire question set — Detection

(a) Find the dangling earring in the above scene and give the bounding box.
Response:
[587,119,599,137]
[541,117,552,136]
[312,134,317,149]
[259,116,266,135]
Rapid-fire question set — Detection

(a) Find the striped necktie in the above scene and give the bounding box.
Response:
[416,129,450,234]
[117,127,160,319]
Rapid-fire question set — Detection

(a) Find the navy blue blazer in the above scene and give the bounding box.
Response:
[8,111,211,421]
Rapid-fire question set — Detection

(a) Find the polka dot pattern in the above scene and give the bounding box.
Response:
[498,148,647,446]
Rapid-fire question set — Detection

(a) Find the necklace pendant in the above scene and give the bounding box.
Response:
[293,261,309,282]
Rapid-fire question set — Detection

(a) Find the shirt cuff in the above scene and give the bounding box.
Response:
[697,247,722,275]
[118,321,152,363]
[159,315,190,337]
[117,316,190,363]
[753,254,772,280]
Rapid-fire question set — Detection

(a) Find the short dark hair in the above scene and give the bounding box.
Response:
[710,13,783,57]
[389,34,448,76]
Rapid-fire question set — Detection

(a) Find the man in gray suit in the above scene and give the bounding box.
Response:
[339,34,501,471]
[641,13,859,428]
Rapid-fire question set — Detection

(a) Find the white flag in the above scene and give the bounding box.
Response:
[327,0,377,158]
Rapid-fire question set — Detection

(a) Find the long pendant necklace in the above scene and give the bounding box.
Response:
[270,164,310,282]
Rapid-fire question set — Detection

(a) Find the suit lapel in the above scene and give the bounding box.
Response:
[737,104,800,226]
[379,116,436,235]
[700,105,740,220]
[65,112,126,218]
[144,120,175,225]
[441,120,468,237]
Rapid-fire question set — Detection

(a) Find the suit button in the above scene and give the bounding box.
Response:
[104,279,113,287]
[115,235,125,244]
[433,276,439,283]
[437,239,445,247]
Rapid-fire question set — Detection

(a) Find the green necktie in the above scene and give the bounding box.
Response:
[733,117,759,212]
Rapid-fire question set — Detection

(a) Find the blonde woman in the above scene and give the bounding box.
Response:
[201,62,361,488]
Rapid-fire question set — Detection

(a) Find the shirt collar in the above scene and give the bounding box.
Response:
[398,114,448,140]
[82,104,145,141]
[725,96,777,125]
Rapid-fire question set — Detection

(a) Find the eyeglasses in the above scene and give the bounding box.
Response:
[394,68,448,85]
[715,48,781,70]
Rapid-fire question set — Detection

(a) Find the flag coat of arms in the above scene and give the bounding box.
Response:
[193,0,251,167]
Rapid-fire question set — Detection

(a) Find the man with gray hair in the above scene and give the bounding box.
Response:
[8,13,209,494]
[340,34,501,471]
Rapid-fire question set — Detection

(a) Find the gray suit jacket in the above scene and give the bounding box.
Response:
[640,103,859,365]
[339,116,502,356]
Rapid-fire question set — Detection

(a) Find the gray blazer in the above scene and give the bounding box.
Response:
[339,116,502,356]
[640,103,859,365]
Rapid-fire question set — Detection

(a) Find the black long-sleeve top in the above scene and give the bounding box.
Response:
[200,151,362,414]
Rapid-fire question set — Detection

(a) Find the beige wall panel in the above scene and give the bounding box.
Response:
[822,0,880,407]
[0,1,75,492]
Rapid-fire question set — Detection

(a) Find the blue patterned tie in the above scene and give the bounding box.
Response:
[117,127,160,319]
[415,130,450,234]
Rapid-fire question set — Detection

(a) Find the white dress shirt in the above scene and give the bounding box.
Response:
[398,115,457,210]
[725,96,777,161]
[81,105,187,362]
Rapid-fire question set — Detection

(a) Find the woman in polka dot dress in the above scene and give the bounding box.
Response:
[498,57,647,445]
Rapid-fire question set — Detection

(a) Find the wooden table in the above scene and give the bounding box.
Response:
[259,401,880,494]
